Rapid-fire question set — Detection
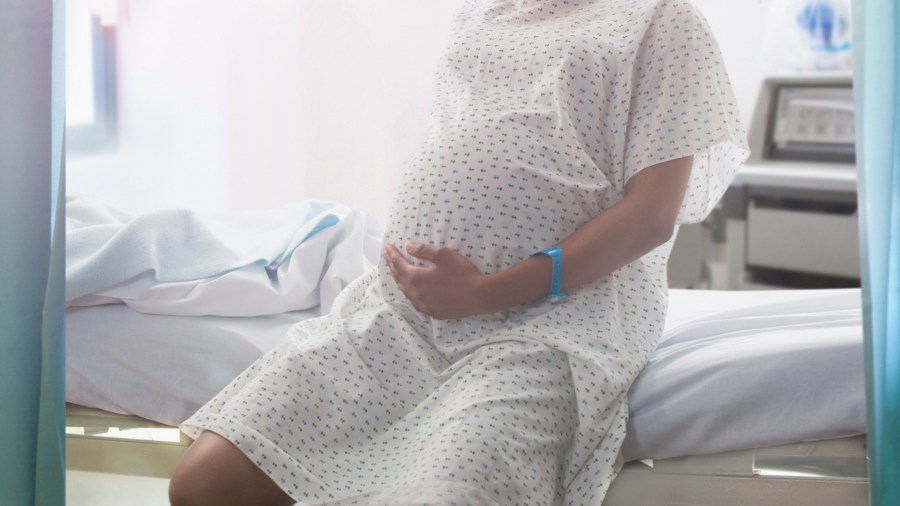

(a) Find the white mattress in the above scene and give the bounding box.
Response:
[624,288,865,461]
[65,288,866,461]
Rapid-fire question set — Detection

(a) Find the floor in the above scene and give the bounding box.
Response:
[66,470,171,506]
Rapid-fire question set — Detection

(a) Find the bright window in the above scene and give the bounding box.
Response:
[66,0,117,153]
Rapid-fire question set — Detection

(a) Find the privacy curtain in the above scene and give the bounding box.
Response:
[852,1,900,505]
[0,0,66,504]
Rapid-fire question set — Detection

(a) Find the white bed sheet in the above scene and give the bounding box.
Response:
[66,308,317,426]
[65,288,866,461]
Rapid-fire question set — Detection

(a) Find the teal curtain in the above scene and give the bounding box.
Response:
[0,0,66,505]
[852,1,900,505]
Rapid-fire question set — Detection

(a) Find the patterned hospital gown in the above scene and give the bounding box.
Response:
[181,0,748,504]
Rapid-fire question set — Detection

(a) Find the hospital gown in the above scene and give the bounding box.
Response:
[181,0,748,504]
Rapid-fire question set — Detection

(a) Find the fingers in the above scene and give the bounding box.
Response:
[384,241,445,269]
[406,241,444,262]
[383,243,411,280]
[382,244,427,314]
[381,242,479,320]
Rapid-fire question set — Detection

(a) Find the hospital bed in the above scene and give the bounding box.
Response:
[65,286,868,505]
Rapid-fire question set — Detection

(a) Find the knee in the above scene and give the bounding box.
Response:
[168,433,227,506]
[168,458,208,506]
[167,431,295,506]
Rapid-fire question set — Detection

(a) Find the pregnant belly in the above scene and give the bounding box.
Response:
[383,114,612,275]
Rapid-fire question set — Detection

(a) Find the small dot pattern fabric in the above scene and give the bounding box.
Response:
[181,0,748,504]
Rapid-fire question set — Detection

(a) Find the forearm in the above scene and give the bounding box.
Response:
[479,155,693,313]
[479,195,673,313]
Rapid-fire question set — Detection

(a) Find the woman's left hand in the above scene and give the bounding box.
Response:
[382,242,493,320]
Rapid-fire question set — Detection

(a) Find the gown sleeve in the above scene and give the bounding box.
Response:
[622,0,750,224]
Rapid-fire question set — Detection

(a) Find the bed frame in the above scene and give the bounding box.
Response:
[605,435,868,505]
[66,403,190,479]
[66,404,868,505]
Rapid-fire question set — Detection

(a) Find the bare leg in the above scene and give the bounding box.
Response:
[169,431,295,506]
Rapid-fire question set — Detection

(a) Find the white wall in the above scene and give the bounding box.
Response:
[68,0,460,222]
[224,1,462,222]
[693,0,770,128]
[67,0,769,222]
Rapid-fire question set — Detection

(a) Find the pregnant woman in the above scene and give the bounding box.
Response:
[170,0,748,504]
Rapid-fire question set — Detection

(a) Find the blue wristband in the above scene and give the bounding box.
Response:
[536,246,566,301]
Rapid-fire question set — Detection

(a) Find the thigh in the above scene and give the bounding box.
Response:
[169,431,295,506]
[411,341,578,505]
